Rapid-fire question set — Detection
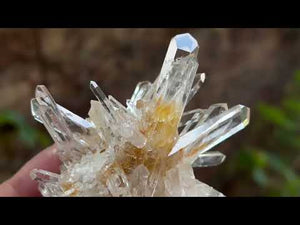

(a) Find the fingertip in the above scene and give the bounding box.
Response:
[3,144,61,197]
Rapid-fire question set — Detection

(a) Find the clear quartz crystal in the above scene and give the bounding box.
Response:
[192,151,226,168]
[30,33,250,197]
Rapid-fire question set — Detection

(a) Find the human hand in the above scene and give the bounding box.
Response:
[0,145,60,197]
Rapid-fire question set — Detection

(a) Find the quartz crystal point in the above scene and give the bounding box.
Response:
[30,33,250,197]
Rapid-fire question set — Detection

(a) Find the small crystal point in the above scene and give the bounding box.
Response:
[31,169,60,182]
[35,85,59,111]
[129,81,152,105]
[90,81,108,106]
[174,33,199,54]
[192,151,226,168]
[164,33,199,62]
[186,73,206,104]
[57,104,94,129]
[90,81,106,99]
[31,98,43,124]
[168,105,250,157]
[90,81,115,120]
[32,98,94,130]
[200,73,206,82]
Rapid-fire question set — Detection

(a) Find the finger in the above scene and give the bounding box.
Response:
[0,144,61,197]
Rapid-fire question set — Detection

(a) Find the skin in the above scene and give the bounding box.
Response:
[0,145,60,197]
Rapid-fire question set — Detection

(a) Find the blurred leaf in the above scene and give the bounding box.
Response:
[0,110,51,149]
[281,178,300,196]
[274,129,300,150]
[238,148,268,169]
[0,110,24,127]
[265,153,296,180]
[252,168,268,187]
[258,103,295,130]
[294,70,300,84]
[282,99,300,114]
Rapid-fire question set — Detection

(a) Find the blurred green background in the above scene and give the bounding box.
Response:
[0,28,300,196]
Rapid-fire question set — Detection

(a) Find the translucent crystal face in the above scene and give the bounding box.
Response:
[30,33,250,197]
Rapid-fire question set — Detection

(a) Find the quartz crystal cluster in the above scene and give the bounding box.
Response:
[30,33,250,196]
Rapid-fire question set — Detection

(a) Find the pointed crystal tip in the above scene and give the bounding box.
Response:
[174,33,199,54]
[90,80,98,89]
[90,80,108,102]
[163,33,199,63]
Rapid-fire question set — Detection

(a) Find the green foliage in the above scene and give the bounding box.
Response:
[258,103,295,130]
[0,110,51,149]
[222,70,300,196]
